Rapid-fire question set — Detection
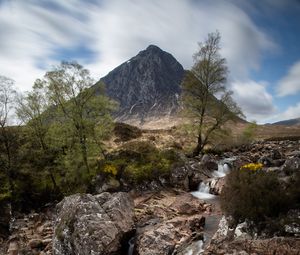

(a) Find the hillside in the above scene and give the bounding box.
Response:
[272,117,300,126]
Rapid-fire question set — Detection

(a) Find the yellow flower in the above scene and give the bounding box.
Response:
[103,164,118,176]
[240,163,263,171]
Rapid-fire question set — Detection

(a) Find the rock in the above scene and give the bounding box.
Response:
[234,222,251,240]
[210,178,226,195]
[282,156,300,174]
[170,193,205,215]
[135,215,205,255]
[53,192,134,255]
[271,149,282,160]
[7,241,18,255]
[28,239,44,249]
[170,165,189,190]
[201,154,218,171]
[205,237,300,255]
[258,156,272,167]
[133,190,206,254]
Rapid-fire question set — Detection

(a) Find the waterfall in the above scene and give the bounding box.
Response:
[191,182,215,200]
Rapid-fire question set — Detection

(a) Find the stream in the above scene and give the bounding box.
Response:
[185,158,235,254]
[126,158,235,255]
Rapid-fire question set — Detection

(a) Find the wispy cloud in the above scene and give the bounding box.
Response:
[231,80,276,122]
[0,0,278,122]
[276,60,300,97]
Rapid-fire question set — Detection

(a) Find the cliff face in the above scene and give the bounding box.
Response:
[95,45,185,123]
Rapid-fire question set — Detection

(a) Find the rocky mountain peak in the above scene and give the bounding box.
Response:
[95,45,185,124]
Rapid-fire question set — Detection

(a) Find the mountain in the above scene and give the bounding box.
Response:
[272,117,300,126]
[93,45,185,124]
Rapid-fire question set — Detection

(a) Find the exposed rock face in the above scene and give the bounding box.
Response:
[95,45,185,123]
[53,192,134,255]
[134,190,206,255]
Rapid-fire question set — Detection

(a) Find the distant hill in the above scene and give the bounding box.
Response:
[272,117,300,126]
[93,45,184,124]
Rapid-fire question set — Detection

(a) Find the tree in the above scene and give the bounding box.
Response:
[16,79,59,190]
[181,31,243,156]
[0,76,18,197]
[44,61,115,175]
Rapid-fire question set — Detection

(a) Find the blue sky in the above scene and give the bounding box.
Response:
[0,0,300,123]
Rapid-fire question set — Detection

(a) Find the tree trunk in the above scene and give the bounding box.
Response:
[192,134,203,157]
[80,138,90,174]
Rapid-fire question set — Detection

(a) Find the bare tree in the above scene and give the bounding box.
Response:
[181,32,243,156]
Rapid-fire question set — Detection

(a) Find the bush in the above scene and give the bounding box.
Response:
[98,141,183,185]
[221,167,291,232]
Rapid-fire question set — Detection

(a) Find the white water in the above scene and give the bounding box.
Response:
[191,182,216,200]
[188,158,236,254]
[127,237,134,255]
[212,163,230,177]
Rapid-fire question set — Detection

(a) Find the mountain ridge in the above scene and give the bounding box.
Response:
[271,117,300,126]
[93,45,185,124]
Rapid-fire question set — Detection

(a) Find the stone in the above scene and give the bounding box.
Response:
[170,165,189,190]
[170,193,204,215]
[28,239,44,249]
[135,215,205,255]
[53,192,134,255]
[282,156,300,174]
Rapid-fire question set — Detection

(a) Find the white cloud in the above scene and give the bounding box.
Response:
[84,0,275,81]
[277,102,300,120]
[276,61,300,97]
[0,0,275,94]
[231,80,276,122]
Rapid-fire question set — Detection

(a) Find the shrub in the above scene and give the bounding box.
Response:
[221,167,290,232]
[99,141,183,185]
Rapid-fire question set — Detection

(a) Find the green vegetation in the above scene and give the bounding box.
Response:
[241,121,258,143]
[181,31,243,156]
[221,166,300,235]
[0,62,116,212]
[99,141,183,186]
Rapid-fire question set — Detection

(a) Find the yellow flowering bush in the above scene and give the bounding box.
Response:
[240,163,263,171]
[103,164,118,176]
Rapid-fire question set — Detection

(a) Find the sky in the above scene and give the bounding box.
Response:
[0,0,300,123]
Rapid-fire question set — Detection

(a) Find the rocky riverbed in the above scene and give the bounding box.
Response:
[1,139,300,254]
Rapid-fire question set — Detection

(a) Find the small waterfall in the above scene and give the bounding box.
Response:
[127,237,135,255]
[191,182,215,200]
[189,157,236,254]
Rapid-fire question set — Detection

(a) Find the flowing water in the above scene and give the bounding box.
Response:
[127,237,135,255]
[187,159,235,254]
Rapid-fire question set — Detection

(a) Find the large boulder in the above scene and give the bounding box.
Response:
[53,192,134,255]
[134,191,205,255]
[135,215,205,255]
[282,156,300,175]
[170,165,190,190]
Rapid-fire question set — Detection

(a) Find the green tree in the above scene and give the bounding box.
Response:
[44,61,115,175]
[16,79,59,190]
[0,75,18,198]
[181,31,243,156]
